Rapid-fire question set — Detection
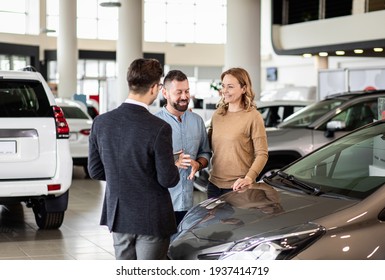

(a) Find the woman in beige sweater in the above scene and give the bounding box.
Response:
[207,67,268,198]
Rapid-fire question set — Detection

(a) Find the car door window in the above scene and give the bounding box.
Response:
[280,99,342,128]
[329,100,377,131]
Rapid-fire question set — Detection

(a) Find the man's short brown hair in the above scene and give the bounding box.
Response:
[127,58,163,94]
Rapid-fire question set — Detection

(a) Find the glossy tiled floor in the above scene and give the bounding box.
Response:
[0,167,207,260]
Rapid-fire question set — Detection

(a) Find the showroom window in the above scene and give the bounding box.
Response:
[144,0,227,44]
[46,0,227,43]
[0,0,39,35]
[46,0,118,39]
[0,55,30,70]
[47,59,116,96]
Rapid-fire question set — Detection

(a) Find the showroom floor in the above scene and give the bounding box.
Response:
[0,166,206,260]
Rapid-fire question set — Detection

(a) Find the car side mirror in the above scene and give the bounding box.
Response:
[324,120,346,138]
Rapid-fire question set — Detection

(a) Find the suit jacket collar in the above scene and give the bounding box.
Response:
[124,98,149,110]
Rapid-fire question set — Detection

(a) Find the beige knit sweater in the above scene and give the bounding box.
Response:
[208,108,268,189]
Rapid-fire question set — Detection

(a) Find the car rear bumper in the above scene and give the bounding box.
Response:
[0,142,73,199]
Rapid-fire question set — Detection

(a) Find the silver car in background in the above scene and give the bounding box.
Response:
[260,90,383,178]
[169,120,385,260]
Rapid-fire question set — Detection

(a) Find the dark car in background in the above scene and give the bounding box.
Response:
[169,120,385,260]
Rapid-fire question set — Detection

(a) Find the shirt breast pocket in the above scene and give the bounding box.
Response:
[185,136,200,158]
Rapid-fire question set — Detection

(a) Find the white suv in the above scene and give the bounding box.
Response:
[0,68,73,229]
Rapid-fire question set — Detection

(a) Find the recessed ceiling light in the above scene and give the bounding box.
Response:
[336,51,345,55]
[354,49,364,54]
[302,53,312,58]
[319,52,328,57]
[374,48,384,52]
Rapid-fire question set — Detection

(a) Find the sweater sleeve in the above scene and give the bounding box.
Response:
[246,111,269,181]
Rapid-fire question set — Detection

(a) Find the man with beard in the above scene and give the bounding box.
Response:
[155,70,211,226]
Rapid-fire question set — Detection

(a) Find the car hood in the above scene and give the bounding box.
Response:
[173,182,357,244]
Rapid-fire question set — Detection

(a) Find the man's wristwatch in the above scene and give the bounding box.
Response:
[197,161,203,171]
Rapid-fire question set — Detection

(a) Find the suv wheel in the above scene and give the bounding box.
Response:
[32,200,65,229]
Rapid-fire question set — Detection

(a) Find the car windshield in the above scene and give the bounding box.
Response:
[278,99,343,128]
[271,121,385,200]
[61,106,90,119]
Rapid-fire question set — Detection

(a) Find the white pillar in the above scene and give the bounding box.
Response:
[315,55,329,70]
[226,0,261,98]
[58,0,77,99]
[116,0,143,104]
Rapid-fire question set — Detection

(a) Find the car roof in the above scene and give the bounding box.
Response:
[324,89,385,100]
[55,98,90,114]
[256,100,313,107]
[0,69,44,81]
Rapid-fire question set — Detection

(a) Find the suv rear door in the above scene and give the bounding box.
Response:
[0,80,57,179]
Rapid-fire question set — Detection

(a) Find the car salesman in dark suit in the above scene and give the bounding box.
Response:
[88,58,180,260]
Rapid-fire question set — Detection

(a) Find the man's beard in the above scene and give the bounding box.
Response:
[172,100,189,112]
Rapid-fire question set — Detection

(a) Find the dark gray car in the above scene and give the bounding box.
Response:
[169,120,385,260]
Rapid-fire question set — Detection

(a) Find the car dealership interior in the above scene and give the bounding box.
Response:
[1,0,385,261]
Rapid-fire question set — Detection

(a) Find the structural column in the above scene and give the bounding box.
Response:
[315,56,329,70]
[58,0,77,99]
[226,0,261,97]
[117,0,143,104]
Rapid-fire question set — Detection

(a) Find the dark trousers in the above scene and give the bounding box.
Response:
[207,182,232,199]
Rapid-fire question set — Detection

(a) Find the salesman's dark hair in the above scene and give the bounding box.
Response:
[127,58,163,94]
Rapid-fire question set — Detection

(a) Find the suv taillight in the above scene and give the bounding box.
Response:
[79,129,91,136]
[53,106,70,139]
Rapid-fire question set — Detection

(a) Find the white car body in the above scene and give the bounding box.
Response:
[0,69,73,229]
[55,98,93,174]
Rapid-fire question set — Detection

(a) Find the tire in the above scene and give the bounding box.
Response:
[32,200,65,229]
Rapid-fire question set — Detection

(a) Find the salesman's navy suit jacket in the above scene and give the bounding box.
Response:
[88,103,180,237]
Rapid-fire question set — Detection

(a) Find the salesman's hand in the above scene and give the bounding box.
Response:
[175,152,191,170]
[187,160,201,180]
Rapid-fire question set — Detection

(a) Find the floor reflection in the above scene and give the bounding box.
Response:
[0,166,207,260]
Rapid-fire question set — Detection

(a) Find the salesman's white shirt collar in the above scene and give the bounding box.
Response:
[125,98,149,110]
